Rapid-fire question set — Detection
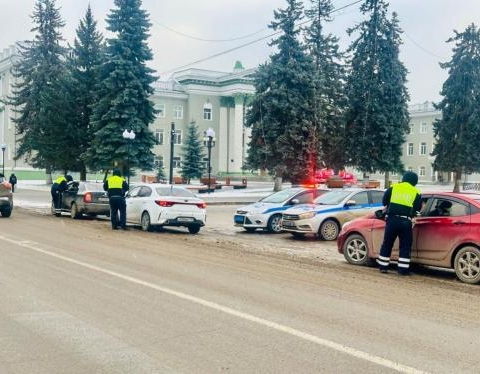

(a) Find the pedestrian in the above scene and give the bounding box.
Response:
[9,173,17,192]
[51,174,73,217]
[377,171,422,275]
[103,168,129,230]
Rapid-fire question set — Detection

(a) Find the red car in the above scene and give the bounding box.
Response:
[337,192,480,284]
[314,168,357,185]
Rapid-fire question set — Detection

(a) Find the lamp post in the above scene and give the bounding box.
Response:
[0,144,5,176]
[205,128,215,193]
[122,129,135,185]
[169,122,175,184]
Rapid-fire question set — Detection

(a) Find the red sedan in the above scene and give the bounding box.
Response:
[337,192,480,284]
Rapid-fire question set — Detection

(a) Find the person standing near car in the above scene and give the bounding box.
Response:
[377,171,422,275]
[51,174,73,217]
[104,168,129,230]
[9,173,17,192]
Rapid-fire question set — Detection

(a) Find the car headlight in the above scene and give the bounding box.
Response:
[298,211,316,219]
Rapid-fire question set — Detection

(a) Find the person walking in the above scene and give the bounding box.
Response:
[51,174,73,217]
[377,171,422,275]
[103,168,129,230]
[9,173,17,192]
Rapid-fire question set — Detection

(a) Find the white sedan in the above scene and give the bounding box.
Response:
[281,188,384,240]
[126,183,206,233]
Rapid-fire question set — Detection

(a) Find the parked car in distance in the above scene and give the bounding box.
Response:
[126,183,206,233]
[0,177,13,217]
[282,188,384,240]
[52,181,110,219]
[234,187,329,233]
[337,192,480,284]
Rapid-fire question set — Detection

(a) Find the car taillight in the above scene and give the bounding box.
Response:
[197,202,206,209]
[84,192,92,203]
[155,200,175,207]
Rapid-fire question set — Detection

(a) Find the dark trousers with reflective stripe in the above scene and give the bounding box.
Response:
[378,216,413,273]
[109,196,126,229]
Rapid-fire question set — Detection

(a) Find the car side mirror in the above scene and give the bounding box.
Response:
[345,199,356,206]
[290,198,300,205]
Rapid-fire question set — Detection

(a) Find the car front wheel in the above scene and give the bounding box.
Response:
[454,246,480,284]
[343,234,373,266]
[141,211,153,232]
[318,219,340,241]
[267,214,282,233]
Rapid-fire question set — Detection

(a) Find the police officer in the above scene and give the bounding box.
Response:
[377,171,422,275]
[103,168,129,230]
[51,174,73,217]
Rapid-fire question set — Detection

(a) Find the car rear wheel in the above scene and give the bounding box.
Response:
[141,211,153,232]
[70,202,81,219]
[267,214,282,233]
[454,246,480,284]
[188,225,201,234]
[343,234,373,266]
[0,205,12,217]
[318,219,339,241]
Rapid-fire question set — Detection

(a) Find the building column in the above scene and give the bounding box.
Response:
[230,96,245,173]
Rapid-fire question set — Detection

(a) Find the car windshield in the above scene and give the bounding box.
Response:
[84,182,104,191]
[155,186,196,198]
[314,190,353,205]
[260,188,304,203]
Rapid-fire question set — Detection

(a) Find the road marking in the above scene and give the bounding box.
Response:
[4,235,427,374]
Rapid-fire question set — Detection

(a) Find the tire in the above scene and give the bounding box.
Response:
[244,227,256,233]
[454,246,480,284]
[267,214,283,233]
[188,225,201,234]
[318,219,340,241]
[70,203,81,219]
[0,206,12,217]
[343,234,372,266]
[141,211,153,232]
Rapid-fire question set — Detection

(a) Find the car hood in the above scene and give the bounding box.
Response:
[237,202,284,214]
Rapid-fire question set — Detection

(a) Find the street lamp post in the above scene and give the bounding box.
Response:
[122,129,135,185]
[205,128,215,193]
[169,122,175,184]
[0,144,5,176]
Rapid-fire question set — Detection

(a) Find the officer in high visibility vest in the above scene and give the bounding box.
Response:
[377,171,422,275]
[51,174,73,217]
[103,168,129,230]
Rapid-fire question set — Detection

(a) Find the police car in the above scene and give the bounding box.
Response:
[234,187,328,233]
[281,188,384,240]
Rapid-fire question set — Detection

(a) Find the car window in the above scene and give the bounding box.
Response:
[314,190,352,205]
[260,188,303,203]
[427,198,467,217]
[369,190,384,204]
[138,186,152,197]
[156,186,196,198]
[351,191,369,205]
[295,191,315,204]
[127,186,142,198]
[84,183,104,192]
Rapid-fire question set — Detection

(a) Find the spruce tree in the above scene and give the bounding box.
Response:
[66,5,104,180]
[344,0,409,184]
[156,160,167,183]
[432,24,480,192]
[181,122,205,184]
[304,0,347,173]
[245,0,317,188]
[7,0,68,182]
[87,0,157,176]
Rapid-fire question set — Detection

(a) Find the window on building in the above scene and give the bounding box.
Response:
[155,129,164,145]
[173,129,182,145]
[174,105,183,119]
[420,122,427,134]
[407,166,413,172]
[173,156,182,168]
[203,102,212,120]
[202,157,209,170]
[419,166,426,176]
[420,142,427,155]
[409,123,414,134]
[407,143,414,156]
[154,156,164,168]
[155,104,165,118]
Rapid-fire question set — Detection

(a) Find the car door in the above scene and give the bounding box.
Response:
[413,197,471,264]
[126,186,142,223]
[61,182,79,210]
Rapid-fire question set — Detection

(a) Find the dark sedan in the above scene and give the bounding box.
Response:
[51,181,110,219]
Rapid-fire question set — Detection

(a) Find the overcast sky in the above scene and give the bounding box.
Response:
[1,0,480,104]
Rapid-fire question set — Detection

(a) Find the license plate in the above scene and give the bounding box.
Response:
[99,197,109,202]
[177,217,194,222]
[282,221,296,227]
[234,215,244,223]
